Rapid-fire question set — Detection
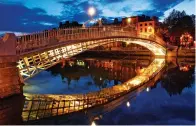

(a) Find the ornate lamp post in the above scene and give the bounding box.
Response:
[180,33,193,48]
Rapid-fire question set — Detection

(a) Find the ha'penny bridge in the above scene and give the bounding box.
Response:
[16,26,166,80]
[0,26,166,122]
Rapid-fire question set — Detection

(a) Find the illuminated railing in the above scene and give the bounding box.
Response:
[17,37,166,81]
[22,58,165,121]
[16,26,166,80]
[16,26,165,55]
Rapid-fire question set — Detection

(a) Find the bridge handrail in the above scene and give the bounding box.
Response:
[15,26,166,54]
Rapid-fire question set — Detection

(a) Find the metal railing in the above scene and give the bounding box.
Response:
[16,26,166,54]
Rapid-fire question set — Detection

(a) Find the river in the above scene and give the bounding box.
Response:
[23,55,195,125]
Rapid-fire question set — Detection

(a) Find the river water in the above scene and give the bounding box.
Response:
[23,56,195,125]
[24,57,153,94]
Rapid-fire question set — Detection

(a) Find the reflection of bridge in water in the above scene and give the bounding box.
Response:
[0,26,168,123]
[46,57,154,85]
[22,58,165,121]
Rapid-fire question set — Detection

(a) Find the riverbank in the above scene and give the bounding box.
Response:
[75,50,153,58]
[167,48,195,57]
[78,48,195,58]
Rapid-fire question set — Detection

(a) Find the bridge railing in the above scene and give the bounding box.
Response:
[16,26,165,54]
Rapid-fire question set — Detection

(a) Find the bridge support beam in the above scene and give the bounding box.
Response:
[0,33,23,98]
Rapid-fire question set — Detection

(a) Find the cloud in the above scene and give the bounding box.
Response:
[59,0,103,23]
[58,0,184,20]
[0,0,190,33]
[0,2,59,33]
[163,0,195,18]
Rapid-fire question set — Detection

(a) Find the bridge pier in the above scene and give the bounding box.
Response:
[0,33,23,98]
[0,33,24,125]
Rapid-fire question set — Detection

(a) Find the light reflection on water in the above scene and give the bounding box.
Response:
[93,62,195,125]
[21,56,195,125]
[95,82,195,125]
[24,58,148,94]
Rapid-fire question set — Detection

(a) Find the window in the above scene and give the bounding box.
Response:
[145,23,147,26]
[145,28,147,32]
[149,29,152,32]
[140,28,142,32]
[140,24,142,26]
[149,23,152,26]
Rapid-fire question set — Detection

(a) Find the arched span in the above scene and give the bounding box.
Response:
[109,38,166,56]
[17,37,166,80]
[123,40,166,56]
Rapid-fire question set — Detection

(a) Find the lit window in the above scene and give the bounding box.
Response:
[149,29,152,32]
[140,28,142,32]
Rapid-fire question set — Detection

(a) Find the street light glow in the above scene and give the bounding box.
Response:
[88,7,96,17]
[127,18,131,23]
[146,87,150,92]
[126,101,130,107]
[91,121,96,126]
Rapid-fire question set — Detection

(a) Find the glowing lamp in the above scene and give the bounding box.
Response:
[127,18,131,23]
[91,121,96,126]
[126,101,130,107]
[88,7,96,17]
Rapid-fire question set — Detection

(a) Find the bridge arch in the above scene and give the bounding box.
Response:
[18,37,166,80]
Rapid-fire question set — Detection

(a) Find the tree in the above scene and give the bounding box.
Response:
[65,21,70,27]
[162,9,195,44]
[113,18,119,24]
[59,22,63,28]
[71,21,79,27]
[101,17,108,25]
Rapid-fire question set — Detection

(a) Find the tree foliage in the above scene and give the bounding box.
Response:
[162,9,195,42]
[101,17,108,25]
[58,21,82,28]
[113,18,119,24]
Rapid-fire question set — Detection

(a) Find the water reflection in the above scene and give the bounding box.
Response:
[161,64,195,96]
[24,57,152,94]
[23,63,165,125]
[21,57,195,125]
[0,56,194,125]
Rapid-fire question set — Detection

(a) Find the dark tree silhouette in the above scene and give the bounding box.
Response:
[161,66,195,96]
[58,21,82,28]
[101,17,108,25]
[59,22,63,28]
[161,9,195,44]
[113,18,119,25]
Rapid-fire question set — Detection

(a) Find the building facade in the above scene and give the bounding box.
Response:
[137,20,155,35]
[122,15,159,36]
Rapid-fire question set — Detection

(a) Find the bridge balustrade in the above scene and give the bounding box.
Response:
[16,26,165,55]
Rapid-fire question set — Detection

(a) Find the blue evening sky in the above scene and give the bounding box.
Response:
[0,0,195,34]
